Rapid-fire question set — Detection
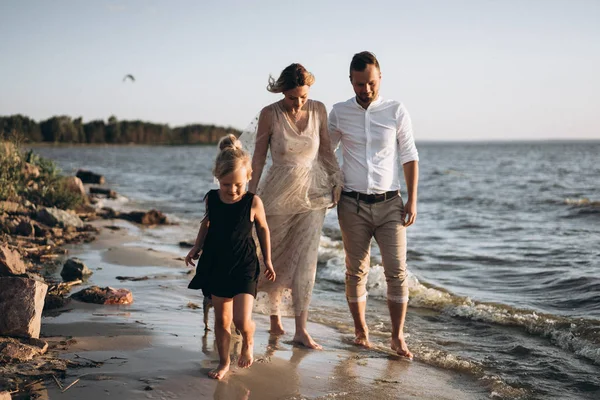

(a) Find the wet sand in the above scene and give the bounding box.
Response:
[37,221,487,399]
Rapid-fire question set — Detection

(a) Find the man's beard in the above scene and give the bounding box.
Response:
[358,92,374,102]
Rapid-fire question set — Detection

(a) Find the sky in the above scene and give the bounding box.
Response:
[1,0,599,141]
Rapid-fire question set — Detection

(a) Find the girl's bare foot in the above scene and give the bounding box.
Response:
[353,328,372,348]
[238,341,254,368]
[391,336,413,360]
[293,330,322,349]
[269,315,285,335]
[208,363,230,379]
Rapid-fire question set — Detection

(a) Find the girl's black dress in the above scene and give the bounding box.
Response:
[188,190,260,298]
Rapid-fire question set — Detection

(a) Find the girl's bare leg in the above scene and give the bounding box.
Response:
[209,296,233,379]
[233,293,256,368]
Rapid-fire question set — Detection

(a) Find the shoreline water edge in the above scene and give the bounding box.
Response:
[2,141,599,399]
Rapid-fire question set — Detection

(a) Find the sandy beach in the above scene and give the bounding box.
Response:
[36,220,488,400]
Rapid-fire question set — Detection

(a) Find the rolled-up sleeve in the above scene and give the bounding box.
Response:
[396,104,419,164]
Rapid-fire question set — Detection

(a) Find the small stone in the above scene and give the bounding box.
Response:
[89,187,118,199]
[61,258,93,282]
[76,170,105,184]
[37,207,84,228]
[0,336,48,362]
[120,209,168,225]
[71,286,133,305]
[51,227,64,237]
[62,176,87,200]
[44,294,71,311]
[15,220,35,237]
[0,201,25,214]
[0,245,26,276]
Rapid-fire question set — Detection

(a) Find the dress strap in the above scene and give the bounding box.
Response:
[202,189,216,221]
[243,192,255,209]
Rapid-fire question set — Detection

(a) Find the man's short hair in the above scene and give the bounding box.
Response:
[350,51,380,73]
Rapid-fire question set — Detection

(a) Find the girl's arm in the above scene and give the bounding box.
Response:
[185,196,210,267]
[248,107,273,193]
[252,195,276,281]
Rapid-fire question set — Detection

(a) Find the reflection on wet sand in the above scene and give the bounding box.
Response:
[210,334,311,400]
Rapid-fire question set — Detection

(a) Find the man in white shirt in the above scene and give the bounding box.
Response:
[329,51,419,359]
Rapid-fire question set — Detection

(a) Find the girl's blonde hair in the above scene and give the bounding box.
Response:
[267,63,315,93]
[213,134,252,180]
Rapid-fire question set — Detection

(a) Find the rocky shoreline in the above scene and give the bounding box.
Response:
[1,142,170,398]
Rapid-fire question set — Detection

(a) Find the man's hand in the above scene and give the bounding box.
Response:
[330,185,342,208]
[403,198,417,227]
[185,246,201,267]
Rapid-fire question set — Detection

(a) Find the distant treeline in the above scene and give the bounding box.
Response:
[0,114,241,145]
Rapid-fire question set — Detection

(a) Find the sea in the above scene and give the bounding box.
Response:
[32,140,600,399]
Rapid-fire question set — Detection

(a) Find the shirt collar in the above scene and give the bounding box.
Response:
[352,95,383,111]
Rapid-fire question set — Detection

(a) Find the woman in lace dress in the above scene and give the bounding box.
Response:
[248,63,342,349]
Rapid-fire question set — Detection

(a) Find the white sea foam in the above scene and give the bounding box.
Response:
[410,343,530,399]
[92,194,130,210]
[409,280,600,365]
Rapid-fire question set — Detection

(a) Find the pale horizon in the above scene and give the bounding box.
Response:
[1,0,599,141]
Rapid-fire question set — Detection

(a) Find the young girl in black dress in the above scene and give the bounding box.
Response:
[185,134,276,380]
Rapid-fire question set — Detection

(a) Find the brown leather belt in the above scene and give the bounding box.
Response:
[342,190,399,204]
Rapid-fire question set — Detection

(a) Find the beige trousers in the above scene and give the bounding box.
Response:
[337,194,409,303]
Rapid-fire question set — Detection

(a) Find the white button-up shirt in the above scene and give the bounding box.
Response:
[329,96,419,194]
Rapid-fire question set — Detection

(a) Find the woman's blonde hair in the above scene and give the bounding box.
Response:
[267,63,315,93]
[213,134,252,180]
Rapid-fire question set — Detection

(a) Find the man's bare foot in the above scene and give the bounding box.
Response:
[269,316,285,335]
[293,330,322,349]
[391,336,413,360]
[208,363,230,379]
[353,329,372,348]
[238,341,254,368]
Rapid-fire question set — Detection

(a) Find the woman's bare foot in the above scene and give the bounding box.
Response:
[208,363,230,379]
[269,315,285,335]
[238,340,254,368]
[293,330,322,349]
[391,336,413,360]
[353,328,372,348]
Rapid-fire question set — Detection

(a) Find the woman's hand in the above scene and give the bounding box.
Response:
[330,185,342,208]
[185,246,201,267]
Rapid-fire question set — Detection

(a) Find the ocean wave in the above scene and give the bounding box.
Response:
[92,193,130,210]
[411,343,530,400]
[431,168,465,176]
[409,279,600,365]
[318,257,421,301]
